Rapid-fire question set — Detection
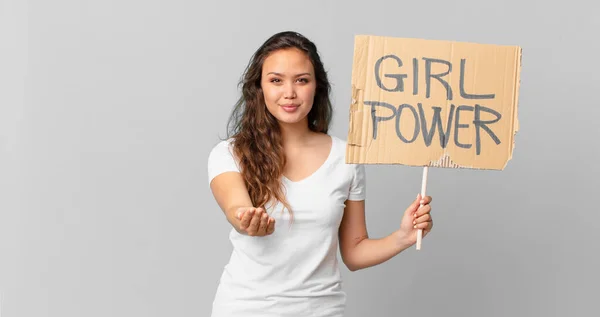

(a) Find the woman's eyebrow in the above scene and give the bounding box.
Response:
[266,72,313,77]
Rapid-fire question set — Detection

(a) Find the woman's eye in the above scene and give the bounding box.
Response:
[297,78,308,83]
[270,78,281,83]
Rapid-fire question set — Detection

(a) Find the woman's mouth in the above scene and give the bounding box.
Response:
[281,104,299,112]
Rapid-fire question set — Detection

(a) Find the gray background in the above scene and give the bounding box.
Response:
[1,0,598,316]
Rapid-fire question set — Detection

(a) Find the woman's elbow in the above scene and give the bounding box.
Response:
[342,255,362,272]
[347,265,361,272]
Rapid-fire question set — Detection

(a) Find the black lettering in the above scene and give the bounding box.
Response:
[418,103,455,148]
[412,58,419,95]
[460,59,495,99]
[423,58,453,100]
[365,101,397,139]
[364,100,502,155]
[374,55,407,92]
[454,105,473,149]
[473,104,502,155]
[396,104,420,143]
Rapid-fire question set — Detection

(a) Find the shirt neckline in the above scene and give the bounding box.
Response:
[282,135,335,185]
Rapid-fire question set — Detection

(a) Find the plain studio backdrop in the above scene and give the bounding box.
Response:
[1,0,598,316]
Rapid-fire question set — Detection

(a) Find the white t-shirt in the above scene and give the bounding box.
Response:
[207,134,366,317]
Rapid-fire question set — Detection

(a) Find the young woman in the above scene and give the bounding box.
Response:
[207,31,433,317]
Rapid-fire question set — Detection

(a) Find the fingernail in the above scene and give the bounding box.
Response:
[413,220,416,224]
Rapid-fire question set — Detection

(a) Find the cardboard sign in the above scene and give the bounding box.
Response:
[346,35,522,170]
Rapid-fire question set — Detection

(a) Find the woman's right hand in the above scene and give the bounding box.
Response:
[235,207,275,236]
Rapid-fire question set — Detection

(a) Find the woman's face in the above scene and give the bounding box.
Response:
[261,48,317,127]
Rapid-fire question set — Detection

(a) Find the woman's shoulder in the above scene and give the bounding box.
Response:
[207,137,241,183]
[328,134,360,168]
[328,135,366,196]
[208,137,237,160]
[329,134,350,154]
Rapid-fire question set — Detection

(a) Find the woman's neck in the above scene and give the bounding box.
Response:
[279,120,316,146]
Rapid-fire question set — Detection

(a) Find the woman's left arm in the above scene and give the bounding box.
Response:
[338,194,433,271]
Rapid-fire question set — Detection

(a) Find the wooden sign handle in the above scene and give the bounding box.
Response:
[416,166,429,250]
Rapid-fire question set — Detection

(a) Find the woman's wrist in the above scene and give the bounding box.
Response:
[392,230,415,251]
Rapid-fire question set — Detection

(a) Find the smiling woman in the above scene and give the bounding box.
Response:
[221,32,334,221]
[207,31,433,317]
[262,48,316,123]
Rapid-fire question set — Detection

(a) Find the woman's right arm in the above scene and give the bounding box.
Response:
[210,172,275,236]
[208,141,275,236]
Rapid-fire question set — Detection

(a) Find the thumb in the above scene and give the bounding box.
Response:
[405,194,421,215]
[236,207,253,220]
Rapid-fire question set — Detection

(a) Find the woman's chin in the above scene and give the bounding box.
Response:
[275,113,309,126]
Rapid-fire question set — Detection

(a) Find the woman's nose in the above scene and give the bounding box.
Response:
[283,82,296,99]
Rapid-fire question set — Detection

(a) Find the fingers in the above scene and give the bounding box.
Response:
[266,218,276,235]
[419,195,432,206]
[414,204,431,218]
[422,223,433,238]
[410,194,432,209]
[423,220,433,235]
[257,212,268,235]
[239,208,255,230]
[413,219,433,230]
[239,207,275,236]
[412,200,433,231]
[247,208,264,236]
[413,213,431,225]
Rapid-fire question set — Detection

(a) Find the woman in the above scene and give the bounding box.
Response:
[207,31,433,317]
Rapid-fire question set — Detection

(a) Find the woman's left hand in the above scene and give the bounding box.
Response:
[396,194,433,247]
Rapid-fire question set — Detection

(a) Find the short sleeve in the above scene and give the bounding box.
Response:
[348,164,366,201]
[207,140,241,185]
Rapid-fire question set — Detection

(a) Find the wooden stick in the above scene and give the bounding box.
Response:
[416,166,429,250]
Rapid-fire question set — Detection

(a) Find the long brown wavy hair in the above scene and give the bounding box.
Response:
[226,31,333,219]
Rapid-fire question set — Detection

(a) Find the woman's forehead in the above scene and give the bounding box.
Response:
[263,48,314,74]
